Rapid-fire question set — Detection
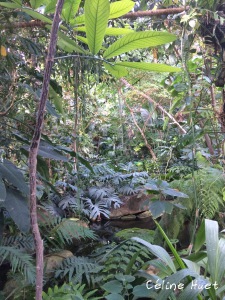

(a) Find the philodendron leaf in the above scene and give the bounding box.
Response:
[116,62,181,73]
[109,0,134,19]
[0,177,6,202]
[84,0,110,54]
[104,62,128,78]
[149,201,174,218]
[3,188,30,232]
[0,160,29,196]
[62,0,82,23]
[103,31,177,59]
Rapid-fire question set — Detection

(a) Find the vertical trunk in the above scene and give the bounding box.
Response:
[28,1,64,299]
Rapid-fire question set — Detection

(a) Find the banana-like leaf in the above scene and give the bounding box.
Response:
[0,160,29,196]
[116,62,181,73]
[132,237,176,273]
[57,30,86,53]
[103,31,177,59]
[103,62,128,78]
[74,0,134,25]
[205,219,219,283]
[0,2,21,8]
[0,177,6,202]
[84,0,110,54]
[74,26,133,36]
[157,269,200,300]
[21,8,53,24]
[3,188,30,233]
[62,0,82,23]
[109,0,134,19]
[30,0,43,9]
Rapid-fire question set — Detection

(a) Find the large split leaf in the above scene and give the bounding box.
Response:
[103,31,177,59]
[84,0,110,54]
[116,62,181,73]
[0,160,29,196]
[3,188,30,232]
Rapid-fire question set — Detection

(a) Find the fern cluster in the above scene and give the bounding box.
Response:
[171,167,225,219]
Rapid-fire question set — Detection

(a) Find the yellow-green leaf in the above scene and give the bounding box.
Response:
[103,31,177,59]
[104,62,128,78]
[45,0,56,13]
[0,46,7,57]
[30,0,43,9]
[109,0,134,19]
[116,62,181,72]
[22,8,53,24]
[57,31,86,53]
[0,2,21,8]
[74,26,133,36]
[85,0,110,54]
[62,0,82,23]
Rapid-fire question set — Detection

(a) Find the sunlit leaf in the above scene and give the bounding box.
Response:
[104,62,128,78]
[103,31,177,59]
[74,26,133,36]
[116,62,181,73]
[30,0,43,9]
[62,0,82,23]
[85,0,110,54]
[109,0,134,19]
[0,45,7,57]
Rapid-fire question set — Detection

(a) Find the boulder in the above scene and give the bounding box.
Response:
[44,250,73,276]
[110,193,151,219]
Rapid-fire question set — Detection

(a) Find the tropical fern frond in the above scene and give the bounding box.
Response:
[2,234,34,252]
[55,256,103,286]
[0,246,36,284]
[42,217,96,247]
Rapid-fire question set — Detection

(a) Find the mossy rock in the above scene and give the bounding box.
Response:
[115,227,154,243]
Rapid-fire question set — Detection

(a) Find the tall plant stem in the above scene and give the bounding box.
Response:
[28,1,64,299]
[120,78,187,134]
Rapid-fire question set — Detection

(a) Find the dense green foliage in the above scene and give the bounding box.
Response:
[1,0,225,299]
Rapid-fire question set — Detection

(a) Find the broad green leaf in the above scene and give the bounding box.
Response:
[106,294,124,300]
[23,142,68,161]
[49,86,64,116]
[3,188,30,232]
[73,0,134,25]
[0,2,21,8]
[74,26,133,36]
[22,8,53,24]
[194,220,205,252]
[217,238,225,283]
[149,201,174,218]
[102,280,123,293]
[132,237,176,273]
[157,270,199,300]
[109,0,134,19]
[30,0,43,9]
[45,0,56,13]
[103,31,177,59]
[57,31,86,53]
[104,62,128,78]
[62,0,82,23]
[0,160,29,196]
[11,0,22,4]
[205,219,219,283]
[0,177,6,202]
[116,62,181,73]
[76,35,89,45]
[84,0,110,54]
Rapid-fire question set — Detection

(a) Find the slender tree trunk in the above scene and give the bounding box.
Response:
[28,1,64,299]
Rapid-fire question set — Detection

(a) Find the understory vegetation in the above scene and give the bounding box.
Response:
[1,0,225,299]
